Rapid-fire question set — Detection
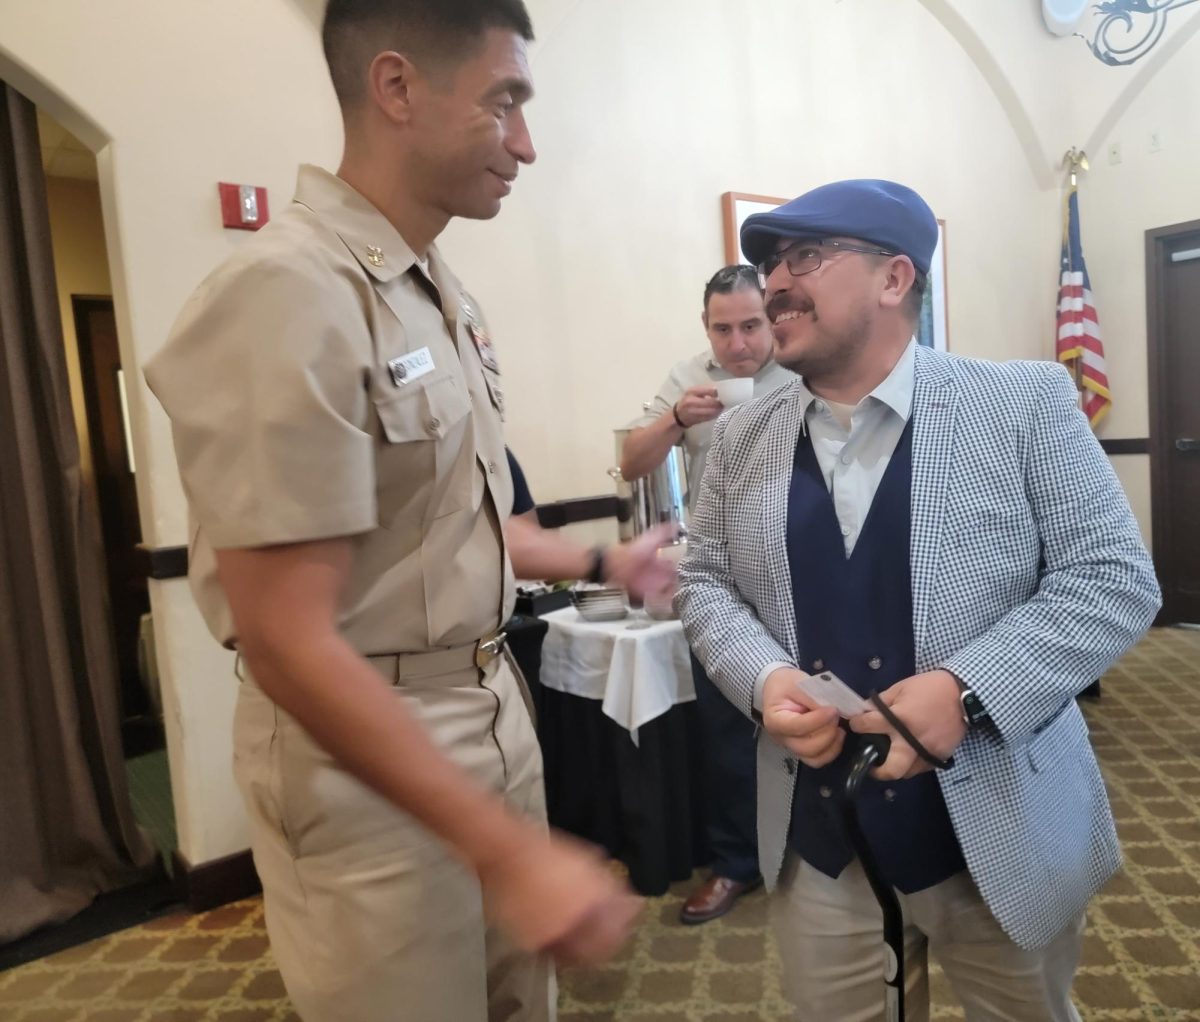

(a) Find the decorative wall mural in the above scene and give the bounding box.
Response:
[1082,0,1200,66]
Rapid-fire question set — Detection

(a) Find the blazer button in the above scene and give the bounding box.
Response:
[884,789,897,802]
[868,656,883,670]
[812,659,825,672]
[488,460,498,474]
[819,785,832,798]
[426,417,441,435]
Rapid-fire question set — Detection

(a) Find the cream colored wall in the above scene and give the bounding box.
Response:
[923,0,1200,185]
[1072,23,1200,548]
[1078,24,1200,442]
[44,176,112,484]
[441,0,1059,501]
[0,0,1184,866]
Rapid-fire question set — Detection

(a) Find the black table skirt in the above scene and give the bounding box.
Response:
[507,615,711,896]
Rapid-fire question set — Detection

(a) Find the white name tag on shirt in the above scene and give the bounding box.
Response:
[388,347,435,387]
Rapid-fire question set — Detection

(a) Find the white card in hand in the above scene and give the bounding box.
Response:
[795,670,871,718]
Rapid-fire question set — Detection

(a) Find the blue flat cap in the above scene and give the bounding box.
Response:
[741,179,938,275]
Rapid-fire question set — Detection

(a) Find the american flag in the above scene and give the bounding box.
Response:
[1055,187,1111,426]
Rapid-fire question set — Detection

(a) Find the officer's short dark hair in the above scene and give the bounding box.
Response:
[323,0,535,108]
[703,264,762,315]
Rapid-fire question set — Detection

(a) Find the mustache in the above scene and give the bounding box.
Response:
[766,294,815,322]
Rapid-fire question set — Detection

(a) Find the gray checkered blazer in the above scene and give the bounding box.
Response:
[676,345,1161,951]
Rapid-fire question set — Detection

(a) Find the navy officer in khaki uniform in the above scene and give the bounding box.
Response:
[144,3,643,1020]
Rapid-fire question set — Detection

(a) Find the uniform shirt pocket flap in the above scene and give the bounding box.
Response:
[374,372,471,443]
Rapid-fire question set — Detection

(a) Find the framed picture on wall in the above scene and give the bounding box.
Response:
[918,220,949,352]
[721,191,786,266]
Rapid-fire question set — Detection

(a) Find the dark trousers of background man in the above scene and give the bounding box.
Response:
[690,653,759,883]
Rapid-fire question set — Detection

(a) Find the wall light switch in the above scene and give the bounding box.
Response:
[218,182,270,231]
[1149,130,1163,153]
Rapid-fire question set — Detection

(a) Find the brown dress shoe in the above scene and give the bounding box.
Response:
[679,874,762,925]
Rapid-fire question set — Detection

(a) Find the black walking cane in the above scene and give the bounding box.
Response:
[840,732,905,1022]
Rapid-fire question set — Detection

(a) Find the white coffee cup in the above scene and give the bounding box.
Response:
[715,377,755,407]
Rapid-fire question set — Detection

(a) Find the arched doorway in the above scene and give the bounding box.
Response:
[0,73,173,964]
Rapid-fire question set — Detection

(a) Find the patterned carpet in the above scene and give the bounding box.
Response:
[2,627,1198,1021]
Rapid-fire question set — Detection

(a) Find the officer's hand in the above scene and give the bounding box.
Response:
[673,386,723,428]
[603,523,678,602]
[480,830,642,966]
[847,670,966,781]
[762,667,844,768]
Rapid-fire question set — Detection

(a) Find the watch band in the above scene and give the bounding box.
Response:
[585,546,607,584]
[671,402,687,429]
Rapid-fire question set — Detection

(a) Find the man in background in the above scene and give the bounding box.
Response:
[621,266,790,923]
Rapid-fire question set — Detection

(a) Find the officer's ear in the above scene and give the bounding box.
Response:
[367,50,419,126]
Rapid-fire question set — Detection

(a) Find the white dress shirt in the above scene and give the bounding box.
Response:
[799,338,916,556]
[753,338,917,701]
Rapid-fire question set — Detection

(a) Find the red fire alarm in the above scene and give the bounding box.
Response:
[218,182,270,231]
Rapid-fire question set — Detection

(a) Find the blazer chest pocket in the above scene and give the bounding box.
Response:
[948,504,1029,548]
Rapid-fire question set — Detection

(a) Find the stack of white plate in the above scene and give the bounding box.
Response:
[570,586,629,622]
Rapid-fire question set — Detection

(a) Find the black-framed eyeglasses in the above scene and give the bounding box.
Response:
[756,238,898,283]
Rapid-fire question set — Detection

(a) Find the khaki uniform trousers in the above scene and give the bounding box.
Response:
[233,649,554,1022]
[771,852,1085,1022]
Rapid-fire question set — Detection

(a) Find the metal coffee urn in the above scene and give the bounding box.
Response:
[610,409,690,543]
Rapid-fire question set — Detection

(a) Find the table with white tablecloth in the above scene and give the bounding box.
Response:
[537,607,695,741]
[521,607,711,896]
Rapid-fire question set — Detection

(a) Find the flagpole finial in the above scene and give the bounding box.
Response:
[1062,147,1089,188]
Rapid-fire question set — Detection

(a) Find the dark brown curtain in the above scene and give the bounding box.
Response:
[0,83,154,943]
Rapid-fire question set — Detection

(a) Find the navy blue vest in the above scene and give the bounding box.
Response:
[785,419,965,893]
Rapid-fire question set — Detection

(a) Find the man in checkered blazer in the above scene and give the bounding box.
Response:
[676,179,1160,1021]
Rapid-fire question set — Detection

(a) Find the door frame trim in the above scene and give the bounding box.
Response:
[1145,217,1200,623]
[70,294,119,471]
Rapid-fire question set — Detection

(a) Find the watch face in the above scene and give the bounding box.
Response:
[961,689,988,726]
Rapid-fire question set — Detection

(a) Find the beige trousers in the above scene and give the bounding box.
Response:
[771,852,1084,1022]
[232,652,554,1022]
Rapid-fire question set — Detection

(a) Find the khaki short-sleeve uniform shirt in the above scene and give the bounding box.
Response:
[145,165,514,654]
